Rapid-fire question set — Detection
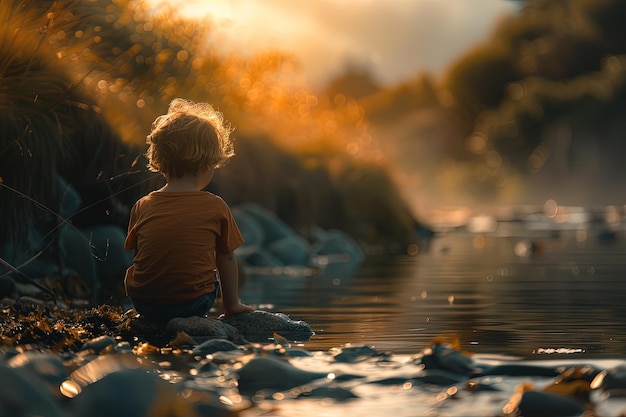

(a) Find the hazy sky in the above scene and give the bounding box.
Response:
[152,0,520,87]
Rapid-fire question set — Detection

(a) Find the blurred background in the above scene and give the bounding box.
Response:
[2,0,626,287]
[144,0,626,221]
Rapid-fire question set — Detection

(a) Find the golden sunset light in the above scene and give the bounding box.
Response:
[146,0,521,87]
[5,3,626,416]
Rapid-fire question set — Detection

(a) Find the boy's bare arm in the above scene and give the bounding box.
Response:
[216,251,254,317]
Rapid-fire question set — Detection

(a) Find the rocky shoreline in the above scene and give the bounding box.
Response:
[0,299,318,416]
[0,298,314,350]
[2,300,626,417]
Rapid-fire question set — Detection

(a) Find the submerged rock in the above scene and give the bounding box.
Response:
[503,389,587,417]
[590,365,626,395]
[419,343,475,376]
[332,344,387,363]
[475,363,562,378]
[295,385,358,400]
[368,369,467,387]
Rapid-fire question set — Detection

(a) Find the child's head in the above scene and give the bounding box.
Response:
[146,98,234,178]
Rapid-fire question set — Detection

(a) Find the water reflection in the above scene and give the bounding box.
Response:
[239,228,626,358]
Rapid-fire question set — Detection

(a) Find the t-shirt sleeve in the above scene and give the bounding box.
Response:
[124,203,139,250]
[217,203,245,253]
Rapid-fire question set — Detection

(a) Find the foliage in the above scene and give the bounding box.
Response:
[360,74,441,124]
[0,301,126,351]
[356,0,626,205]
[465,0,626,190]
[0,0,424,264]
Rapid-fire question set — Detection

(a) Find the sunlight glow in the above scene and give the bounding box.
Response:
[145,0,520,87]
[60,380,82,398]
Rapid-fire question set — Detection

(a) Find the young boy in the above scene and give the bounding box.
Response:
[124,98,254,322]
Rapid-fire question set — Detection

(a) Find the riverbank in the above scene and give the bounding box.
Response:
[2,298,626,417]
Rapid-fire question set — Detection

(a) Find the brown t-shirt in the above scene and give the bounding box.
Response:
[124,191,244,304]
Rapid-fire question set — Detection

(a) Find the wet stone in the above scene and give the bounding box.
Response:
[71,368,195,417]
[166,316,240,340]
[221,310,314,343]
[332,344,387,363]
[0,366,66,417]
[235,356,327,396]
[6,350,68,390]
[192,338,242,355]
[80,335,117,354]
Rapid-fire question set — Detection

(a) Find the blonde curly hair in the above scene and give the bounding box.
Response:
[146,98,234,178]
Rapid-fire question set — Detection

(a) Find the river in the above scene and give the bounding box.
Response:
[240,224,626,359]
[233,223,626,416]
[6,219,626,417]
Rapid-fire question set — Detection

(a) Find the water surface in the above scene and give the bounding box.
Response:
[239,228,626,359]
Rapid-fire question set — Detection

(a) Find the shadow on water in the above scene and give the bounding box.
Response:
[239,227,626,358]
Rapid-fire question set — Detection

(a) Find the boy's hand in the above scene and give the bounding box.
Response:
[224,302,255,318]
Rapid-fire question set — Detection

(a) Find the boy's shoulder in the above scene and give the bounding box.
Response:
[136,191,227,205]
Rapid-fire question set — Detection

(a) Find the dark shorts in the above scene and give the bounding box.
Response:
[131,285,218,322]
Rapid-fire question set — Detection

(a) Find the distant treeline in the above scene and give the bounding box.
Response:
[349,0,626,205]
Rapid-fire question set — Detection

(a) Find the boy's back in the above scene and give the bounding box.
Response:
[125,191,243,304]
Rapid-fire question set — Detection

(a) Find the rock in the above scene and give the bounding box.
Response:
[234,203,294,244]
[0,365,65,417]
[129,315,168,337]
[6,351,68,397]
[231,206,265,247]
[67,353,145,389]
[80,335,118,354]
[296,385,358,400]
[504,390,586,417]
[16,295,46,306]
[192,339,243,355]
[413,370,470,386]
[232,203,365,271]
[222,310,313,343]
[368,369,467,387]
[267,235,311,266]
[332,344,386,363]
[71,368,195,417]
[192,358,220,374]
[419,343,475,376]
[235,356,327,396]
[310,227,365,267]
[166,316,240,340]
[476,363,561,378]
[0,297,15,308]
[129,310,313,346]
[282,348,314,358]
